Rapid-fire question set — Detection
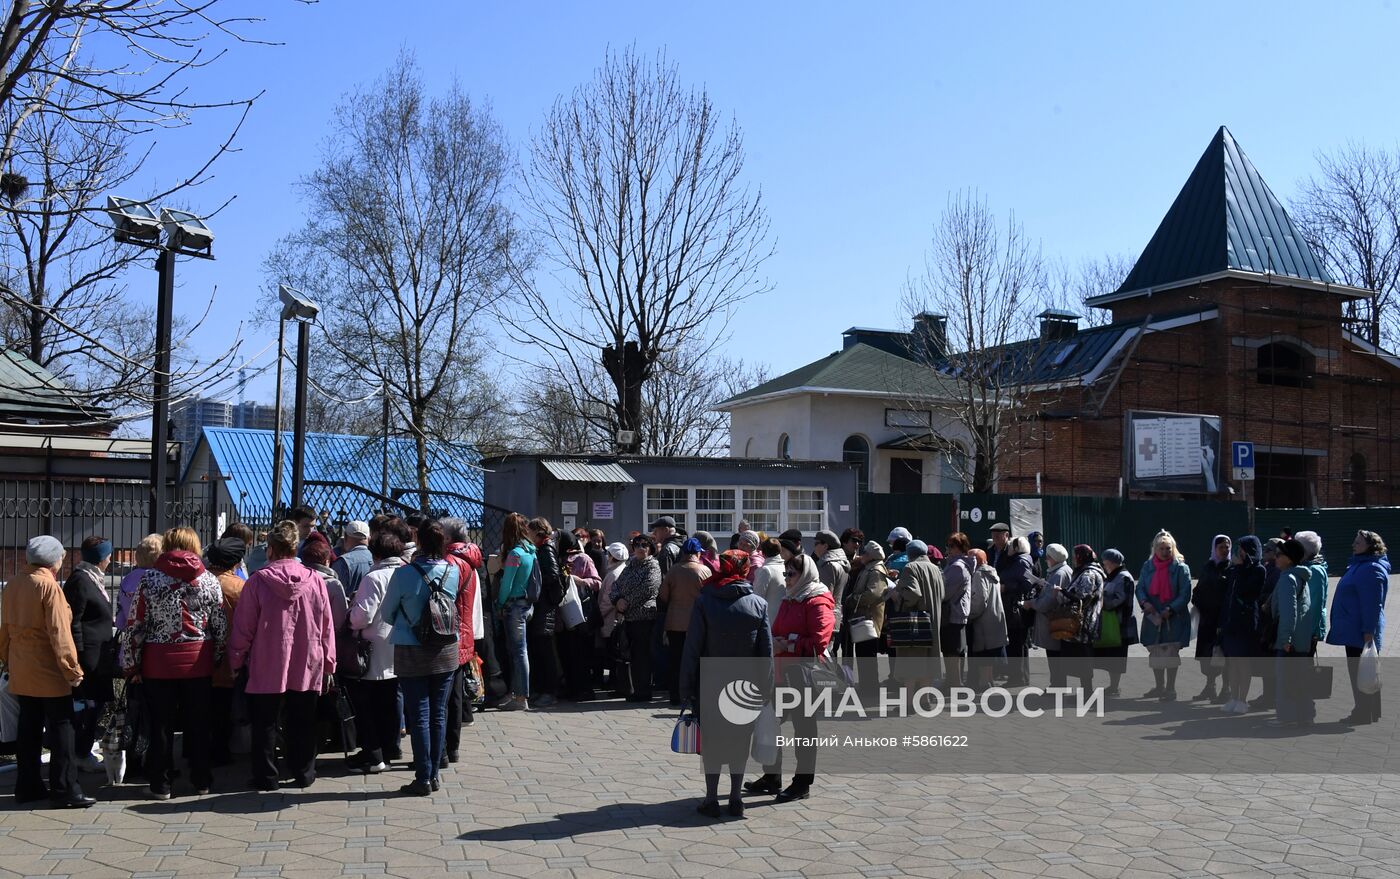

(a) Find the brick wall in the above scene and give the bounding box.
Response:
[997,279,1400,506]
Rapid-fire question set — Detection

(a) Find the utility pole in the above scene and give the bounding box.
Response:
[148,249,176,534]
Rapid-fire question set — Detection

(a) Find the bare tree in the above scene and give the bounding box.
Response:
[513,47,772,453]
[902,191,1048,492]
[0,1,292,422]
[515,341,769,457]
[265,52,516,508]
[1293,143,1400,347]
[1048,253,1136,327]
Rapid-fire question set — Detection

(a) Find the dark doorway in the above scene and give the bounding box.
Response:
[1349,453,1368,506]
[890,457,923,494]
[843,436,871,495]
[1255,452,1315,509]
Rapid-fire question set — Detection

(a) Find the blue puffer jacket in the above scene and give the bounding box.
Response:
[1326,554,1391,650]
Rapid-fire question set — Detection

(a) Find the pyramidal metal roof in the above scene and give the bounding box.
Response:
[1106,126,1333,300]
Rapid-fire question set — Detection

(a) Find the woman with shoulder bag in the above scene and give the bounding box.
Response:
[1093,549,1138,698]
[966,549,1008,690]
[847,541,890,701]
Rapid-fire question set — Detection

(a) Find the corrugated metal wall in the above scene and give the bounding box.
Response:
[1255,507,1400,574]
[858,492,956,545]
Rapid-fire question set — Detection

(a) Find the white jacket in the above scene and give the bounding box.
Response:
[754,557,787,626]
[348,556,405,680]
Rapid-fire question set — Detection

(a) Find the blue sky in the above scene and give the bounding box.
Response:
[125,0,1400,414]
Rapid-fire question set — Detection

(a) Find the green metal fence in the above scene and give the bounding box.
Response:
[860,491,1250,571]
[1255,507,1400,574]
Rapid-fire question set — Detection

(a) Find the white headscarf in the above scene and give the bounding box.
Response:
[784,554,829,602]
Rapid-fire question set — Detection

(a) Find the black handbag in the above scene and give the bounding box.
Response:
[1310,661,1334,700]
[95,637,121,678]
[336,627,374,679]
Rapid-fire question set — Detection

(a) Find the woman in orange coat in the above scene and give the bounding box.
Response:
[0,536,93,808]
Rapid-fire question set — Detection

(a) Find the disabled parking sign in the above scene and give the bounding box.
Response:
[1232,441,1254,481]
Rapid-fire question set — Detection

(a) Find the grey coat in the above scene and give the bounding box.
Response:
[942,554,973,626]
[967,563,1008,652]
[817,550,850,626]
[1031,561,1073,649]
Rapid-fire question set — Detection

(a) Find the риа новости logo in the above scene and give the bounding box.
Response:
[717,679,765,724]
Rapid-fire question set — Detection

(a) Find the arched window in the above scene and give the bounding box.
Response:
[778,434,791,460]
[1257,342,1314,388]
[1350,452,1368,506]
[842,435,870,494]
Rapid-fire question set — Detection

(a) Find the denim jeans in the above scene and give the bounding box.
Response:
[399,672,454,783]
[504,599,532,698]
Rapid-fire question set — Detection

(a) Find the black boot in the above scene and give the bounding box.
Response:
[743,773,781,795]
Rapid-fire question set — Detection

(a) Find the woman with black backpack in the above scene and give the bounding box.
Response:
[380,520,460,796]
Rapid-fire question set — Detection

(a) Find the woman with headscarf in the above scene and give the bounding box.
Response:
[597,542,630,697]
[613,534,662,703]
[1326,530,1391,725]
[1094,549,1137,698]
[1216,536,1265,714]
[124,526,229,798]
[744,552,834,804]
[0,536,92,808]
[680,550,772,819]
[63,535,115,774]
[204,536,247,766]
[848,541,891,701]
[1191,534,1232,703]
[1136,530,1192,702]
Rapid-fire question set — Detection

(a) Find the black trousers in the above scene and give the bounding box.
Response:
[666,630,687,704]
[527,613,561,697]
[1346,645,1383,721]
[477,622,508,702]
[247,689,319,788]
[626,619,655,699]
[144,676,213,793]
[445,664,473,757]
[73,674,112,760]
[350,678,400,763]
[561,628,597,698]
[1005,626,1031,684]
[15,694,82,802]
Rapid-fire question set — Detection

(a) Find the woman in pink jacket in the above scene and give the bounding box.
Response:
[229,520,335,792]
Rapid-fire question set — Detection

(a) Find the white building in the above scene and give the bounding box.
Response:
[718,316,971,495]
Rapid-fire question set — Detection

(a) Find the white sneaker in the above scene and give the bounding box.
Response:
[76,754,104,773]
[1231,700,1249,714]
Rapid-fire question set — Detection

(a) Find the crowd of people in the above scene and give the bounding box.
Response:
[0,507,1390,818]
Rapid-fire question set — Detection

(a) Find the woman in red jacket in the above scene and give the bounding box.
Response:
[744,553,834,803]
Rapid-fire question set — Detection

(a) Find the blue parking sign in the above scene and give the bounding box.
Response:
[1232,442,1254,469]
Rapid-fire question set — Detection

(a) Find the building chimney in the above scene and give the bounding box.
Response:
[911,311,948,359]
[1037,309,1079,341]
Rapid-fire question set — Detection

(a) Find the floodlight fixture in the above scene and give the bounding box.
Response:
[160,207,214,253]
[278,284,320,321]
[106,196,162,243]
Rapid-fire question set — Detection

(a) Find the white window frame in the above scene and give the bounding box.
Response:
[642,484,828,534]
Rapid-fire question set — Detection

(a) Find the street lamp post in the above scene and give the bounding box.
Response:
[276,285,319,515]
[105,198,214,534]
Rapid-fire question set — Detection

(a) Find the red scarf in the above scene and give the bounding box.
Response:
[1149,556,1173,604]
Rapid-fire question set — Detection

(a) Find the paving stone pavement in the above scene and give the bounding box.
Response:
[3,696,1400,879]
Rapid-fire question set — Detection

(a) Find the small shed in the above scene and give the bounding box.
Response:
[481,453,860,541]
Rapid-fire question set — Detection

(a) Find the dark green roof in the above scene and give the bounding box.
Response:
[1106,126,1332,300]
[718,342,959,407]
[0,348,107,425]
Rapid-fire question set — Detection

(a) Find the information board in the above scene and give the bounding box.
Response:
[1124,410,1222,494]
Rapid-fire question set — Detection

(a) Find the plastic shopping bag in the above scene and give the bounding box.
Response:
[750,703,778,765]
[558,578,586,630]
[1358,643,1382,695]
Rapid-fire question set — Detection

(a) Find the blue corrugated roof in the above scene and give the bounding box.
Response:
[1112,126,1331,298]
[192,427,483,516]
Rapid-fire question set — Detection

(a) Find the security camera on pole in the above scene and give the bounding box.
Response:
[104,197,216,534]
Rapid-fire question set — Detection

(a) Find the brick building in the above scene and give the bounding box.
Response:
[1000,127,1400,507]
